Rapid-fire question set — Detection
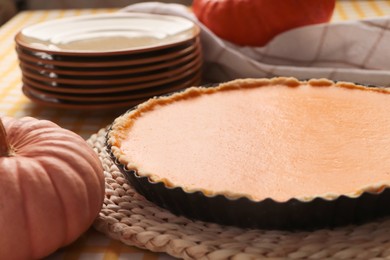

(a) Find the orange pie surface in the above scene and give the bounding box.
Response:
[109,78,390,202]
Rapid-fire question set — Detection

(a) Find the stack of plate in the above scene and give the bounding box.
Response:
[15,12,202,110]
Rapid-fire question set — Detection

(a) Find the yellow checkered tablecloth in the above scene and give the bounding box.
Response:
[0,1,390,259]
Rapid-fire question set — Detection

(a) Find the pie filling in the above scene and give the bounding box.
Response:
[109,77,390,202]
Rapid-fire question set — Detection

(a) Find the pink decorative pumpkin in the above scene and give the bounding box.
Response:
[0,116,105,259]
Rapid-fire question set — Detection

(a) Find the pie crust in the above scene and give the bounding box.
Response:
[107,77,390,229]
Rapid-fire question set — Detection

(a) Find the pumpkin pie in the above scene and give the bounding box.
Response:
[107,77,390,229]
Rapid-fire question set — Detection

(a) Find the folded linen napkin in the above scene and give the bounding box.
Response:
[122,2,390,87]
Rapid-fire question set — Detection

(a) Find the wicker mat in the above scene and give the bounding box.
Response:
[88,128,390,259]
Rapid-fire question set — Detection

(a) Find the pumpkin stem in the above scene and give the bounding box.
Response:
[0,117,12,157]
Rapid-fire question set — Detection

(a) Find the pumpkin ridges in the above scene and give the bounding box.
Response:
[20,140,105,217]
[38,158,71,248]
[16,159,67,259]
[35,155,92,246]
[14,159,36,259]
[5,120,105,206]
[16,137,105,207]
[3,117,59,150]
[10,128,72,147]
[34,146,104,228]
[4,117,81,149]
[0,158,31,259]
[23,135,105,192]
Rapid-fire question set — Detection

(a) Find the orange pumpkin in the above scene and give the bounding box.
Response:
[0,116,105,259]
[193,0,336,46]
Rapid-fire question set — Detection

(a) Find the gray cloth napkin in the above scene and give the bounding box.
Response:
[122,2,390,86]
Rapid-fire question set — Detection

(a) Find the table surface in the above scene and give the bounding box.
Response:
[1,1,390,259]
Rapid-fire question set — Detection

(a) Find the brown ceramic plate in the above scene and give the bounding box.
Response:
[22,74,201,110]
[18,53,202,85]
[15,13,200,56]
[22,86,147,110]
[22,71,201,102]
[15,37,199,68]
[21,58,202,92]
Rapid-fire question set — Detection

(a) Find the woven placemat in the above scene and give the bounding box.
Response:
[88,128,390,259]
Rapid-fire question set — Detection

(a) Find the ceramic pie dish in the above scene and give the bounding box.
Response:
[106,77,390,230]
